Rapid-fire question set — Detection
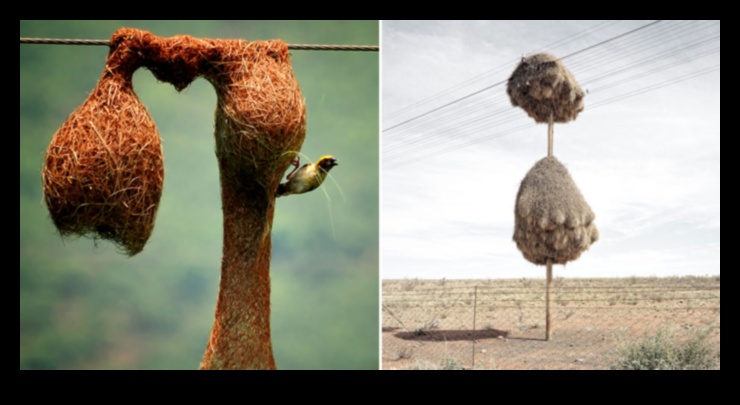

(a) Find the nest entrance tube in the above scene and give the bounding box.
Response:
[42,28,307,369]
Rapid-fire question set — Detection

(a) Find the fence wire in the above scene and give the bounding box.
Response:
[382,276,720,370]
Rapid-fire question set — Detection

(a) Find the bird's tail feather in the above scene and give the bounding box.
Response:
[276,183,288,197]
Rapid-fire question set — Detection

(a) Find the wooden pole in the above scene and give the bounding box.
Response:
[546,110,554,341]
[548,112,554,157]
[546,260,553,341]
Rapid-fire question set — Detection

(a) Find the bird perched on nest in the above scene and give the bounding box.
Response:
[276,155,338,197]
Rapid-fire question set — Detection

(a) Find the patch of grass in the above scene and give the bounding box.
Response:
[556,297,569,306]
[609,327,717,370]
[421,318,439,330]
[402,278,420,291]
[413,318,439,336]
[396,347,413,360]
[442,358,463,370]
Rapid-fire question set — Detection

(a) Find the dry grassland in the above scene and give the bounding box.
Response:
[382,276,720,370]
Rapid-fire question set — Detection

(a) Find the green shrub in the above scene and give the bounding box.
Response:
[610,328,717,370]
[442,358,463,370]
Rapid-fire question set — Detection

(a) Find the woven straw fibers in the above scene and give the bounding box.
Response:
[507,53,585,123]
[514,156,598,265]
[42,28,306,255]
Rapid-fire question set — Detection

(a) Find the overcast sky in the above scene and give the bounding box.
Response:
[381,20,720,279]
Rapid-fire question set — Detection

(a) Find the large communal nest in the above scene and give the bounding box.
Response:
[513,156,598,265]
[507,53,585,123]
[42,28,306,255]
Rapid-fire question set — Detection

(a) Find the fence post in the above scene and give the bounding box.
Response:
[546,261,552,341]
[472,285,478,368]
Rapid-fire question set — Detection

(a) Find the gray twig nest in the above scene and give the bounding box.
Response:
[507,53,585,123]
[514,156,598,265]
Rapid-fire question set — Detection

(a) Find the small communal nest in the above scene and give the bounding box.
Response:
[513,156,598,265]
[42,47,163,256]
[42,28,307,255]
[507,53,585,123]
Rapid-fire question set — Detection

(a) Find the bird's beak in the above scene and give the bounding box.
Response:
[330,158,338,167]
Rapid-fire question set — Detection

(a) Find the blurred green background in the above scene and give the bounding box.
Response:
[20,21,379,369]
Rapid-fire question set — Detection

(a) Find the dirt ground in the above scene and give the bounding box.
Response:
[382,276,720,370]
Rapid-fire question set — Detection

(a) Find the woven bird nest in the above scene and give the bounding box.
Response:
[513,156,598,265]
[42,28,306,255]
[507,53,585,123]
[42,43,163,255]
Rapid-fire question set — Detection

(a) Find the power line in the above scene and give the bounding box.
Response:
[383,21,719,167]
[385,20,682,140]
[383,79,508,133]
[384,64,719,169]
[19,37,379,51]
[383,20,663,133]
[384,20,622,121]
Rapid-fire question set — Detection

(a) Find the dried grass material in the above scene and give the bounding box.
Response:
[107,28,306,189]
[507,53,585,123]
[513,156,598,265]
[42,37,164,256]
[42,28,306,257]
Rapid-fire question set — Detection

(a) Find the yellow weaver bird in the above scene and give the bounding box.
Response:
[276,155,338,197]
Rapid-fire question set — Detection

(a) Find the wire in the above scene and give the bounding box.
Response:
[383,79,508,133]
[384,63,719,169]
[384,20,622,121]
[386,26,720,158]
[19,37,379,51]
[559,20,662,61]
[383,21,719,168]
[383,20,663,133]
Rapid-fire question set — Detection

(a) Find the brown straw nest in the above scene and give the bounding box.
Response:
[507,53,585,123]
[513,156,598,265]
[108,28,306,184]
[42,28,306,255]
[42,45,163,256]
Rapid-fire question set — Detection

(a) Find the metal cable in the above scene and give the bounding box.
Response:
[385,20,622,121]
[19,37,379,51]
[383,20,663,133]
[383,22,719,166]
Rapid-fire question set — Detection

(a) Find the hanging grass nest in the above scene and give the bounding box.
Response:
[513,156,598,265]
[507,53,585,123]
[42,34,164,256]
[42,28,306,256]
